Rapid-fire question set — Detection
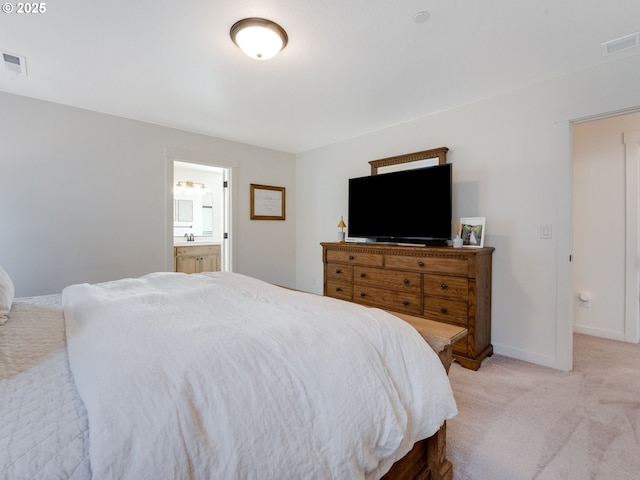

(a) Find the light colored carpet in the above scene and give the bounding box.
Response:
[447,334,640,480]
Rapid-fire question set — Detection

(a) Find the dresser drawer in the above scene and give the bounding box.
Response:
[423,274,468,300]
[354,285,422,315]
[424,297,468,327]
[326,250,383,267]
[354,266,421,293]
[175,245,217,256]
[326,280,353,301]
[326,263,353,282]
[385,254,468,275]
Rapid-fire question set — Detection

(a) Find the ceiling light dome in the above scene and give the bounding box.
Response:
[230,18,288,60]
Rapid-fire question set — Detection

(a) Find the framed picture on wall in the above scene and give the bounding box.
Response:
[250,184,286,220]
[460,217,485,248]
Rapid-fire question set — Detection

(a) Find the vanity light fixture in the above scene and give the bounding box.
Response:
[230,18,288,60]
[175,181,207,196]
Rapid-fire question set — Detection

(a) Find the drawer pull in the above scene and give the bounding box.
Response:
[360,273,366,278]
[335,269,341,274]
[335,287,342,292]
[360,292,366,297]
[418,261,425,267]
[349,255,355,260]
[440,307,448,314]
[441,283,448,290]
[403,278,409,284]
[403,301,410,306]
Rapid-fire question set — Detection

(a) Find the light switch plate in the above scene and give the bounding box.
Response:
[540,225,552,239]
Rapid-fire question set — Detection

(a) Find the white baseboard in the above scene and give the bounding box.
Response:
[573,324,626,342]
[492,343,557,369]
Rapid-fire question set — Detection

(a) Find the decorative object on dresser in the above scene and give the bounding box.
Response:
[174,244,221,273]
[337,216,347,242]
[452,223,464,248]
[460,217,486,248]
[321,242,494,370]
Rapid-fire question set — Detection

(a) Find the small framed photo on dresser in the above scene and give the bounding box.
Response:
[460,217,485,248]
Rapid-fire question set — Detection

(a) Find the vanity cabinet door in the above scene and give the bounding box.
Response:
[199,254,217,272]
[175,253,199,274]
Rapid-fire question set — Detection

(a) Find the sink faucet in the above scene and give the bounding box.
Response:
[189,233,194,241]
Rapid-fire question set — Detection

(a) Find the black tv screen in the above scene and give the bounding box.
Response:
[348,163,452,244]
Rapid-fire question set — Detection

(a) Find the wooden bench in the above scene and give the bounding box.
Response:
[386,311,467,373]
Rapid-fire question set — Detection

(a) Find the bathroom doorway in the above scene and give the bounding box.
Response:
[173,160,230,272]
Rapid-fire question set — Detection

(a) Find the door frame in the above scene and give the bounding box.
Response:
[624,130,640,343]
[165,147,234,273]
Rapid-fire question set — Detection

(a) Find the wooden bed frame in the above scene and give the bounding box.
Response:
[381,312,466,480]
[382,425,450,480]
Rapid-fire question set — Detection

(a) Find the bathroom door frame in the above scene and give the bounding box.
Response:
[165,147,234,273]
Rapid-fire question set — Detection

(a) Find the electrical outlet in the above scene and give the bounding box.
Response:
[578,292,591,308]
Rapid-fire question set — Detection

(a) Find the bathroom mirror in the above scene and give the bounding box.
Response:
[176,200,194,222]
[173,192,214,237]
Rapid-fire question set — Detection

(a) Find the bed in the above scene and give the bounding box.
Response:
[0,270,456,479]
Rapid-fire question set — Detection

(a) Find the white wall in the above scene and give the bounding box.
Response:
[0,92,296,296]
[573,112,640,340]
[295,53,640,370]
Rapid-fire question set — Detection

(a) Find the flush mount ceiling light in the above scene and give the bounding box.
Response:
[412,11,430,24]
[230,18,288,60]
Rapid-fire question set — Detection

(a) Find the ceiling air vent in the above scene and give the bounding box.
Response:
[601,32,640,56]
[1,51,27,75]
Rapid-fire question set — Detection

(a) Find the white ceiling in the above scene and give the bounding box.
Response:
[1,0,639,154]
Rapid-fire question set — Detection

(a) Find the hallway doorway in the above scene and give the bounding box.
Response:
[572,111,640,343]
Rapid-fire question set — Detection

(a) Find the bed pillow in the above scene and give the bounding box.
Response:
[0,265,15,325]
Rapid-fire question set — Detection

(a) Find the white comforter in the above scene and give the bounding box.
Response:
[62,272,456,480]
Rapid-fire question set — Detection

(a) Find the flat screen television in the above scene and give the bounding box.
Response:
[347,163,452,245]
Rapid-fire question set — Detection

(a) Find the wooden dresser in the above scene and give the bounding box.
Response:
[321,242,494,370]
